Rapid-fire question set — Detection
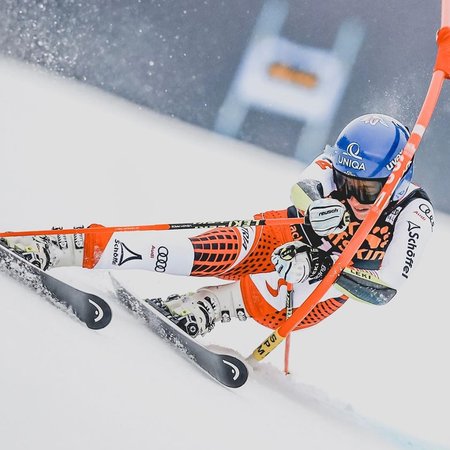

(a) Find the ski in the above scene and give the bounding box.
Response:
[110,275,248,388]
[0,242,112,329]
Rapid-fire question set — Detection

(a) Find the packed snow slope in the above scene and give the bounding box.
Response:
[0,57,449,450]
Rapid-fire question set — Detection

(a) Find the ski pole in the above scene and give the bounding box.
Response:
[248,1,450,363]
[284,282,294,375]
[0,217,305,238]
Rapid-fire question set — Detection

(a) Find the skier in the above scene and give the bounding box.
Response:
[2,113,434,338]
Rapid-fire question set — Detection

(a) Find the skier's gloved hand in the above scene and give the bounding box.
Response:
[307,198,350,236]
[271,241,334,284]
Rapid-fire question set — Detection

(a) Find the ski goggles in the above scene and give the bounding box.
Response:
[333,170,387,205]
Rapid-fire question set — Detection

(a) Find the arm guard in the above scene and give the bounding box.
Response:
[336,267,397,305]
[290,154,335,213]
[290,179,323,213]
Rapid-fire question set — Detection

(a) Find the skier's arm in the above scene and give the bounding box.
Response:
[335,198,434,305]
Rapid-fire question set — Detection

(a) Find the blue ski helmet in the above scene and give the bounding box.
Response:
[327,113,413,202]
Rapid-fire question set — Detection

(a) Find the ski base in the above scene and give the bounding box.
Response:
[110,275,248,388]
[0,242,112,329]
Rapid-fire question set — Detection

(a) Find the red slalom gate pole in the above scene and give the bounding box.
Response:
[0,217,305,239]
[250,2,450,364]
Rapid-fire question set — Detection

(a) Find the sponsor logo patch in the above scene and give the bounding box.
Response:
[386,207,402,225]
[361,115,390,127]
[112,239,142,266]
[154,246,169,272]
[338,143,366,171]
[265,278,289,297]
[241,227,250,251]
[417,203,434,227]
[402,221,420,279]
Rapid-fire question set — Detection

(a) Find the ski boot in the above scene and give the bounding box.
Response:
[153,283,248,338]
[1,229,84,270]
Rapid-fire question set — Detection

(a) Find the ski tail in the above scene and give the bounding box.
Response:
[0,242,112,329]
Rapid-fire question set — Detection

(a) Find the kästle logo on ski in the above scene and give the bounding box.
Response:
[112,239,142,266]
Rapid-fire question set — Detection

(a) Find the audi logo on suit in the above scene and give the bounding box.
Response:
[155,246,169,272]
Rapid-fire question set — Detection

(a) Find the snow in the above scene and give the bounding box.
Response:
[0,56,449,450]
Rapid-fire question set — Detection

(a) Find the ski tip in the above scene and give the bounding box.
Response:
[219,354,249,388]
[84,294,113,329]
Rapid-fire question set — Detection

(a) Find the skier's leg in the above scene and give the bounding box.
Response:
[165,271,347,337]
[1,209,291,275]
[160,273,276,337]
[1,225,256,275]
